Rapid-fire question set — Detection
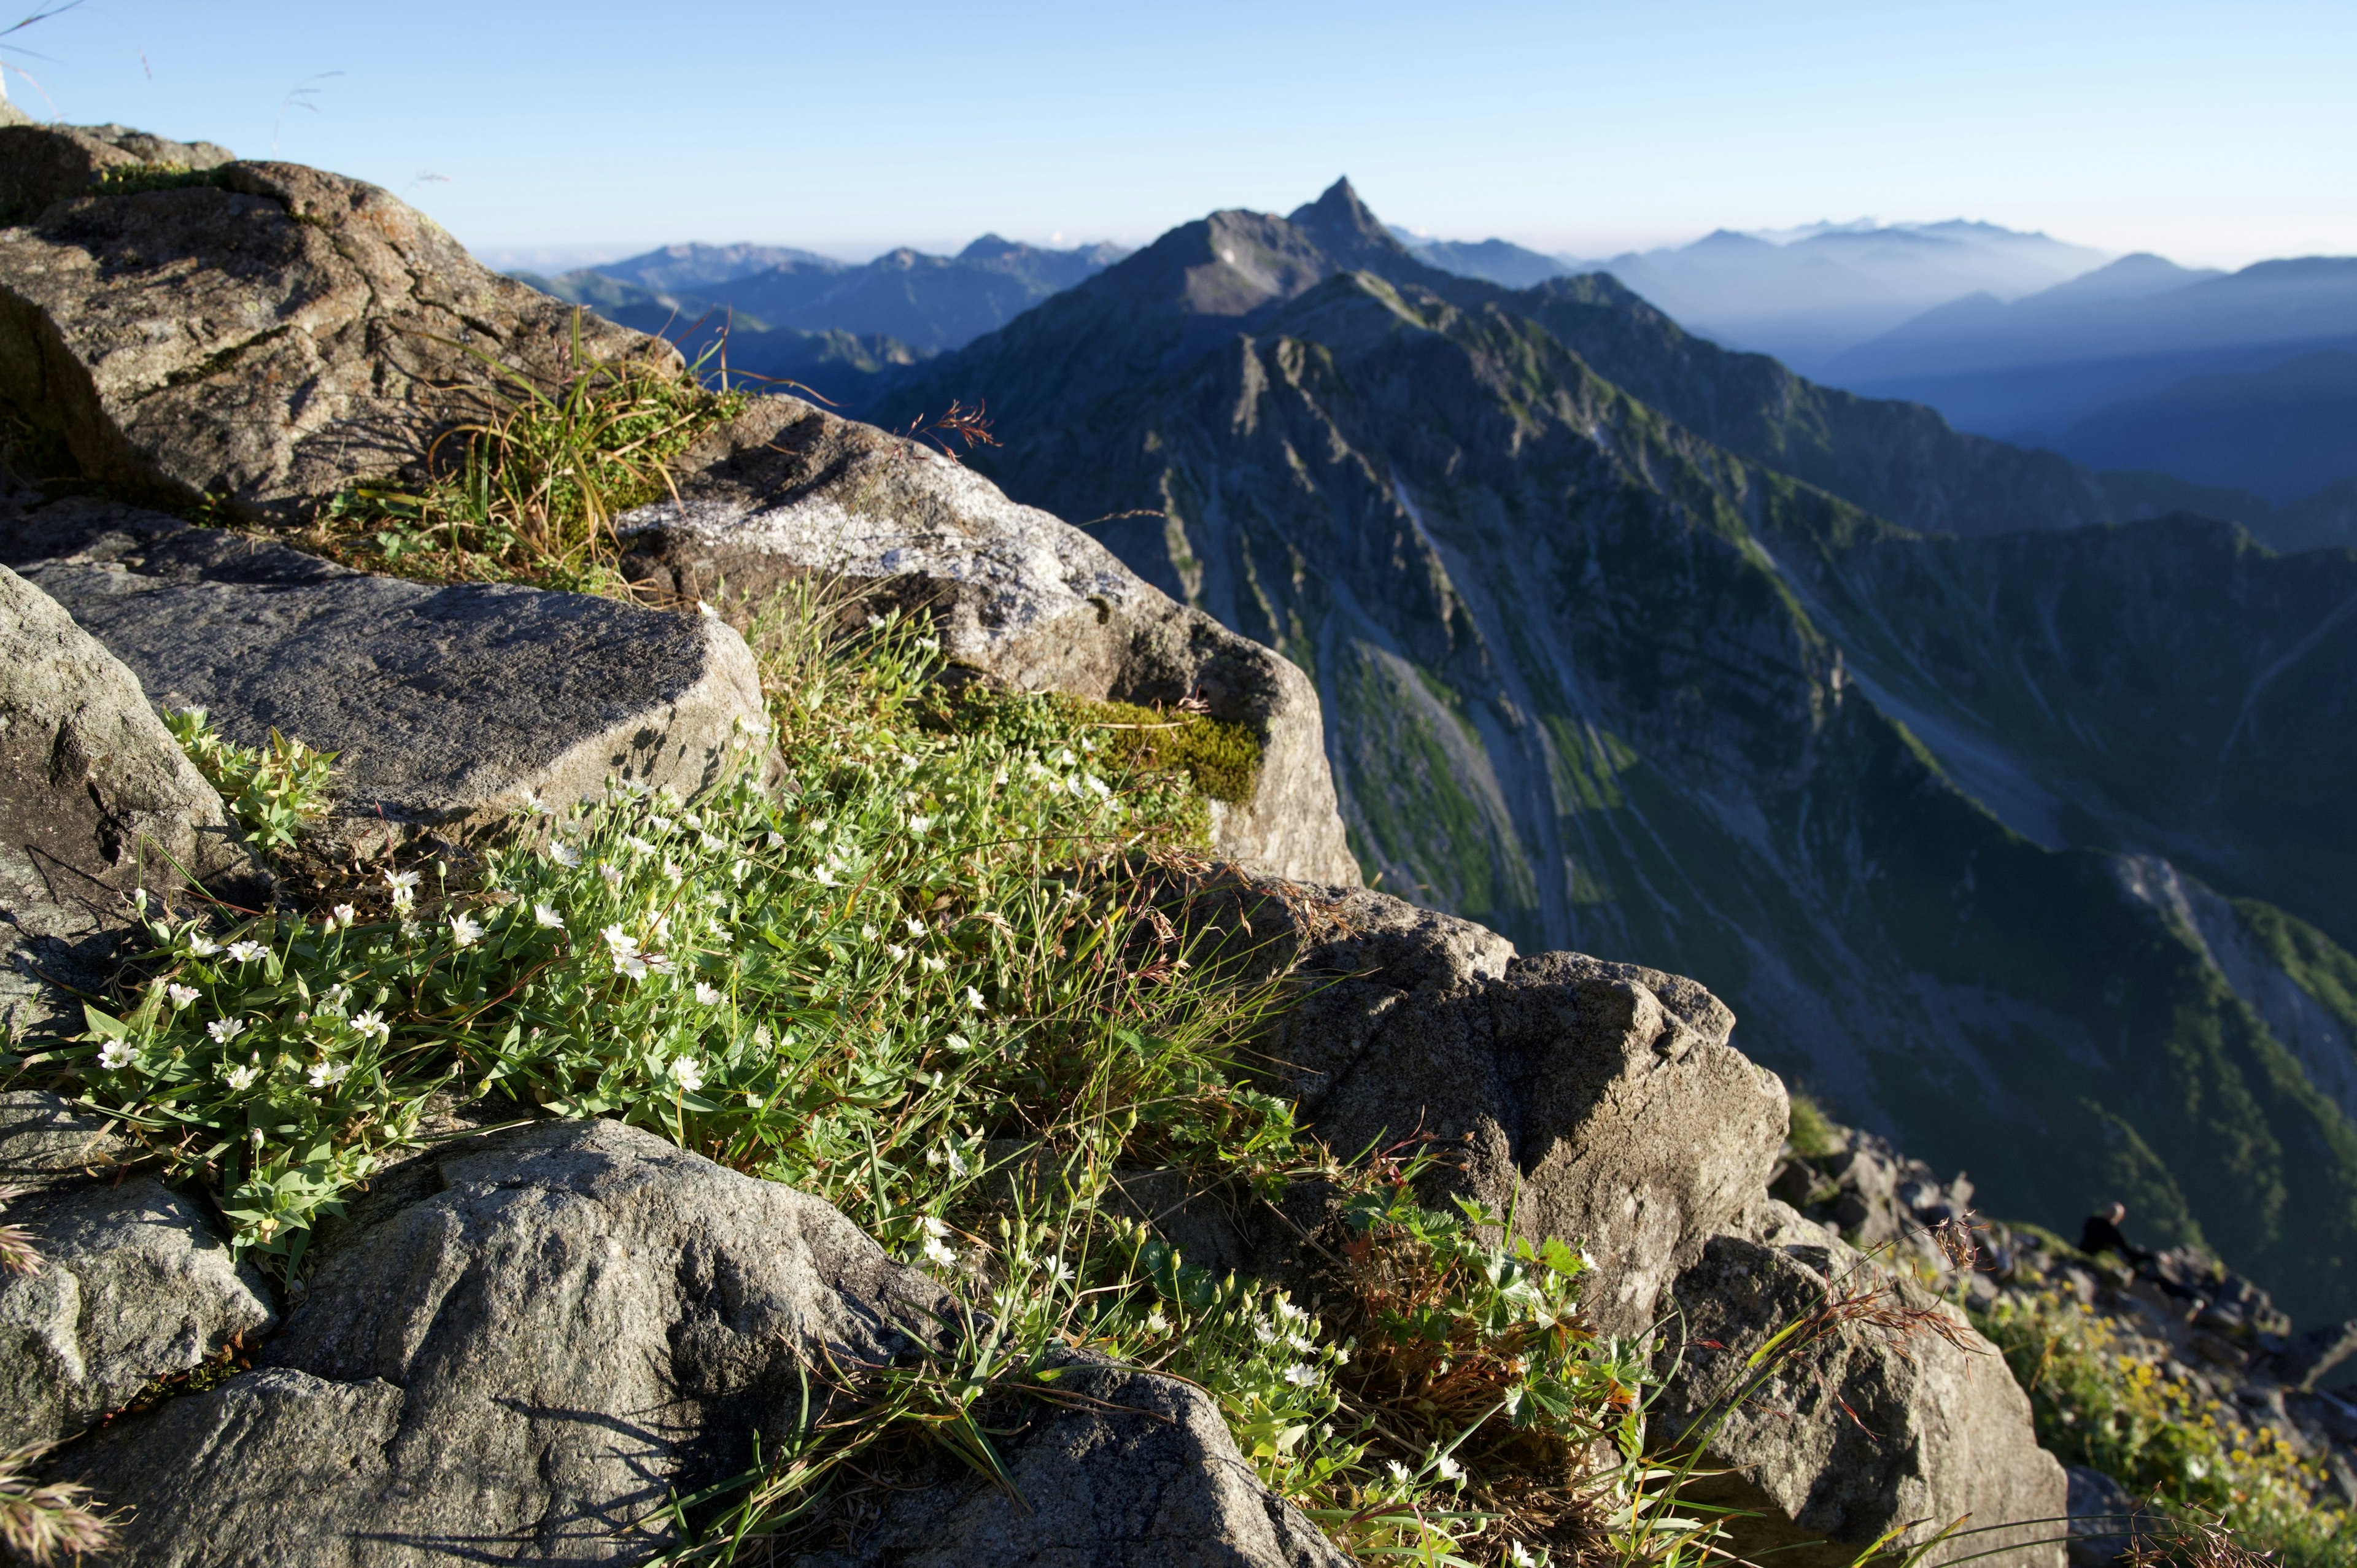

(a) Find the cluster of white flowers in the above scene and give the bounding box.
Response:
[918,1215,958,1269]
[384,868,420,913]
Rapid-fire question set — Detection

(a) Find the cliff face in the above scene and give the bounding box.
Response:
[873,189,2357,1325]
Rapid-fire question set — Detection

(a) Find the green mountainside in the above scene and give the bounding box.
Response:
[870,182,2357,1323]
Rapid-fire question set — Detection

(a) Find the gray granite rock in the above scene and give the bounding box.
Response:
[618,395,1360,886]
[808,1359,1346,1567]
[0,1093,276,1449]
[0,132,662,520]
[1263,886,1785,1335]
[16,510,765,846]
[1652,1208,2066,1568]
[56,1118,1337,1567]
[1,562,261,1041]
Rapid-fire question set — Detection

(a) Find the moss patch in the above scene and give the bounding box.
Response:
[1047,694,1263,806]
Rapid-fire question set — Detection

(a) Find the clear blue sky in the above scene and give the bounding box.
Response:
[9,1,2352,269]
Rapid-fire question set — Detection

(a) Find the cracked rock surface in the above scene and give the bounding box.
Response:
[12,504,765,844]
[0,131,662,520]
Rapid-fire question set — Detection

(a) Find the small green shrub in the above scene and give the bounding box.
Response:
[1977,1289,2351,1568]
[1050,694,1262,806]
[163,708,336,855]
[91,163,223,197]
[312,312,746,593]
[1784,1092,1845,1159]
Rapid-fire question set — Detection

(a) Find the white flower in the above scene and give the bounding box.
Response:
[97,1039,136,1071]
[697,598,719,619]
[908,814,933,835]
[919,954,946,974]
[547,840,581,868]
[519,788,549,816]
[945,1032,973,1052]
[1509,1545,1541,1568]
[307,1060,350,1089]
[962,986,986,1011]
[1145,1308,1170,1334]
[599,862,624,887]
[765,831,786,849]
[1253,1319,1280,1344]
[351,1010,391,1043]
[1385,1461,1410,1485]
[322,983,350,1010]
[731,859,751,883]
[904,917,927,938]
[165,983,199,1009]
[921,1234,957,1269]
[662,859,683,884]
[861,924,880,943]
[649,815,673,835]
[813,865,837,887]
[668,1056,705,1091]
[884,943,907,961]
[614,953,649,980]
[206,1017,247,1045]
[330,903,357,929]
[642,954,675,975]
[390,886,417,913]
[1436,1454,1464,1484]
[919,1215,951,1238]
[533,903,565,929]
[225,1061,258,1090]
[187,935,221,958]
[700,833,727,855]
[693,980,724,1006]
[384,869,420,894]
[1282,1363,1318,1387]
[624,835,656,856]
[447,913,483,948]
[681,811,704,832]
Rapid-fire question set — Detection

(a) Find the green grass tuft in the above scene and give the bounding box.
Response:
[1784,1093,1846,1160]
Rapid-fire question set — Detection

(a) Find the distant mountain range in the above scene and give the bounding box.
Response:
[861,178,2357,1326]
[513,234,1129,393]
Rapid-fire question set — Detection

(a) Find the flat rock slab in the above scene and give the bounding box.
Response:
[0,131,663,520]
[0,1093,276,1450]
[2,560,261,1040]
[620,395,1361,886]
[57,1118,1336,1567]
[15,505,765,842]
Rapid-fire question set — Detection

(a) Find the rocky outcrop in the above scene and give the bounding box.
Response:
[616,395,1360,886]
[0,128,660,520]
[50,1117,1338,1567]
[1236,882,1786,1336]
[0,1093,277,1448]
[9,501,766,847]
[1652,1206,2067,1568]
[1,561,262,1040]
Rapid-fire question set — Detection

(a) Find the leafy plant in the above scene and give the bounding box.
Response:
[309,311,746,593]
[1978,1289,2351,1568]
[163,708,336,856]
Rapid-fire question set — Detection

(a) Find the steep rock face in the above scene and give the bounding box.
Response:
[618,395,1358,886]
[1,561,261,1040]
[0,1094,277,1449]
[0,128,660,520]
[58,1118,1336,1567]
[1654,1210,2066,1568]
[11,503,765,846]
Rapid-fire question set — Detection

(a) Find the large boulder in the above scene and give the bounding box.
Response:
[53,1118,1341,1567]
[0,1093,277,1448]
[1247,883,1787,1336]
[0,128,661,520]
[11,503,766,847]
[1,561,261,1040]
[617,395,1361,886]
[1651,1205,2067,1568]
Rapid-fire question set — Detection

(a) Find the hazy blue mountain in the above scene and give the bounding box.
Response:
[1395,230,1574,288]
[692,235,1127,352]
[2048,350,2357,501]
[1592,220,2108,370]
[871,179,2357,1323]
[592,242,845,293]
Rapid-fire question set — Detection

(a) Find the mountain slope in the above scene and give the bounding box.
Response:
[872,184,2357,1322]
[2048,349,2357,501]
